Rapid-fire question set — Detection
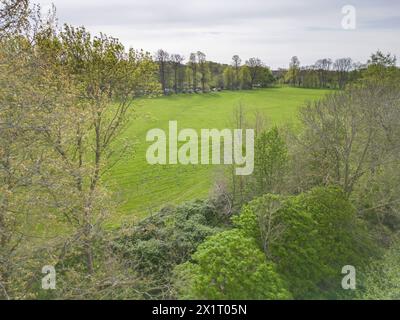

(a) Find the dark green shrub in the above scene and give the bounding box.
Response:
[113,200,225,297]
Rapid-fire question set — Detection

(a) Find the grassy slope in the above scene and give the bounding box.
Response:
[104,87,330,225]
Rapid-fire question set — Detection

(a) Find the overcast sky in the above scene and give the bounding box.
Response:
[37,0,400,68]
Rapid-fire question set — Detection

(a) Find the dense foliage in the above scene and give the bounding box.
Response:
[174,229,291,300]
[234,187,378,299]
[114,200,226,298]
[358,241,400,299]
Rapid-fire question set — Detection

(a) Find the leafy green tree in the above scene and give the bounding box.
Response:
[362,51,399,83]
[252,127,288,196]
[0,34,65,300]
[284,56,300,86]
[223,66,235,90]
[239,65,252,89]
[0,3,70,299]
[174,229,291,300]
[188,52,198,90]
[258,66,274,87]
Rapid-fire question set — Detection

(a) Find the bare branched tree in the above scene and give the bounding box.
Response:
[197,51,208,92]
[314,58,332,88]
[189,52,197,90]
[293,83,400,196]
[156,49,170,95]
[0,0,29,36]
[333,58,352,89]
[232,55,241,90]
[171,54,184,94]
[256,198,286,259]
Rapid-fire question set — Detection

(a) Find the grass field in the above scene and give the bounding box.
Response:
[104,87,331,224]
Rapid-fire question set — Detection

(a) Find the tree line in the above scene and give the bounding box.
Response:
[155,50,398,95]
[155,49,274,94]
[281,52,397,89]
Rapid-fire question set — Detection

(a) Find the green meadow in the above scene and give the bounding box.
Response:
[105,87,330,224]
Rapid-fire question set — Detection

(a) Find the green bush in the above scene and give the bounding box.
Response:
[174,229,291,300]
[234,186,378,299]
[358,241,400,299]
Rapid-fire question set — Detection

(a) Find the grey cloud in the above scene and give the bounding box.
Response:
[38,0,400,68]
[53,0,335,28]
[360,16,400,30]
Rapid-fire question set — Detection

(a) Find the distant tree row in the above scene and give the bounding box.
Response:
[155,50,398,94]
[281,56,361,89]
[155,50,274,95]
[282,51,397,89]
